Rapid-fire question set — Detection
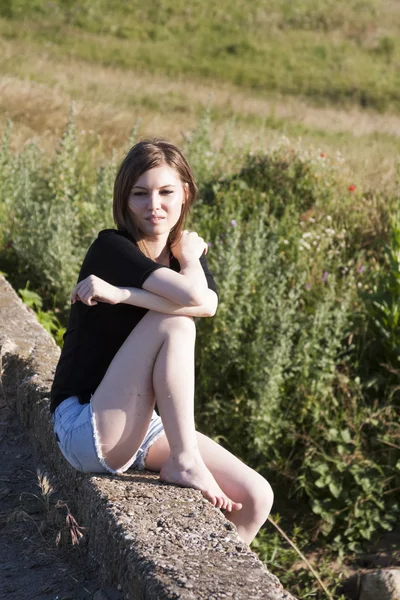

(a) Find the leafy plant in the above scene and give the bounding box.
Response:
[18,285,66,346]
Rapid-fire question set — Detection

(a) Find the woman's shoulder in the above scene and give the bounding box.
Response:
[97,228,133,241]
[83,229,138,265]
[79,229,145,283]
[95,229,137,249]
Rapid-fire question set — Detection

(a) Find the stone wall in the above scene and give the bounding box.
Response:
[0,274,296,600]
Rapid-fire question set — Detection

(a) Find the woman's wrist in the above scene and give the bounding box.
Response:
[117,287,130,303]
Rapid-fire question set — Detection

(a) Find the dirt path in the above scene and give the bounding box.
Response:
[0,389,120,600]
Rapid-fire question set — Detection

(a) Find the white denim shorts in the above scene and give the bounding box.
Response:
[52,396,165,474]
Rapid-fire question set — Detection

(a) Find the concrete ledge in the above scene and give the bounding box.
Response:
[0,274,296,600]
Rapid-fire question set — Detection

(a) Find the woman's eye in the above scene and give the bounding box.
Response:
[161,190,173,195]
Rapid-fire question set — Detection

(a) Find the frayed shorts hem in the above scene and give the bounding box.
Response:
[52,396,165,475]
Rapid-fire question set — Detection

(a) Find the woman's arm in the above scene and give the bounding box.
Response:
[142,258,209,307]
[142,231,209,306]
[121,285,218,317]
[71,275,218,317]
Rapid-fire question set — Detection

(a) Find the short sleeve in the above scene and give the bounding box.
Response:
[78,230,165,288]
[199,253,218,297]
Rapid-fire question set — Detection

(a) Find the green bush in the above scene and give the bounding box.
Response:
[192,139,399,552]
[0,113,116,313]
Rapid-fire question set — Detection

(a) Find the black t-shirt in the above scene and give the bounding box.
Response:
[50,229,217,413]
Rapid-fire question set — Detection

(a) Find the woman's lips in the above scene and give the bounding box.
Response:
[147,216,165,223]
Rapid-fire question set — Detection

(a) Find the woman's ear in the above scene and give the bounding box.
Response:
[183,182,189,203]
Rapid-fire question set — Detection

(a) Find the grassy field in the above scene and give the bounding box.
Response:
[0,0,400,193]
[1,0,400,109]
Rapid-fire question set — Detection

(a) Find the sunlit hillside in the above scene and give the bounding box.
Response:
[0,0,399,191]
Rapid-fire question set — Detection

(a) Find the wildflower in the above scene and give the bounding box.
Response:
[300,241,311,250]
[305,283,311,290]
[326,215,332,222]
[320,153,326,158]
[283,239,289,245]
[358,265,364,273]
[207,242,213,248]
[231,219,237,227]
[348,185,356,192]
[322,271,329,282]
[302,232,312,239]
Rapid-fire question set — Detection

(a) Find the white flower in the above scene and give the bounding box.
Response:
[302,232,312,239]
[300,241,311,250]
[326,215,332,222]
[283,239,289,245]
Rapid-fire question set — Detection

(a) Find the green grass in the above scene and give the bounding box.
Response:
[0,32,399,195]
[1,0,400,111]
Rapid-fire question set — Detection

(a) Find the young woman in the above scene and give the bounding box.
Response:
[50,139,273,545]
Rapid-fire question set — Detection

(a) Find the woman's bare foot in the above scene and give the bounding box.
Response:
[160,453,242,512]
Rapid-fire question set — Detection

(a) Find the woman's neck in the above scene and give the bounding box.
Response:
[140,236,170,265]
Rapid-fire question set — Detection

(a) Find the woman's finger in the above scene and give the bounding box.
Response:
[76,284,96,306]
[72,279,96,304]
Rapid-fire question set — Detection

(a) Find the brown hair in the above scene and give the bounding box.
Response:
[113,139,198,256]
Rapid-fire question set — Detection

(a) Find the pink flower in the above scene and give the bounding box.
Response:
[320,153,326,158]
[231,219,237,227]
[322,271,329,282]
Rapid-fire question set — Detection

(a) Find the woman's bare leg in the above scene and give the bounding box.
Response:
[145,431,273,545]
[91,311,241,510]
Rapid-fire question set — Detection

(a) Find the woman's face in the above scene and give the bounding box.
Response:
[128,164,186,239]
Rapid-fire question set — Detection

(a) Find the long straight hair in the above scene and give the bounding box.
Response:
[113,139,198,257]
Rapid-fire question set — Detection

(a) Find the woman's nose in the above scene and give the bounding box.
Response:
[148,191,161,210]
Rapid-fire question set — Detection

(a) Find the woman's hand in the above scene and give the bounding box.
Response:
[71,275,124,306]
[171,230,208,264]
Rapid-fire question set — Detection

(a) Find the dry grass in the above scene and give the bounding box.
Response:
[1,35,399,190]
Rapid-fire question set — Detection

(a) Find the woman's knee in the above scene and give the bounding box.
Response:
[159,313,196,339]
[247,474,274,519]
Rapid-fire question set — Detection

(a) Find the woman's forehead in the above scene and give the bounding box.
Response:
[134,164,181,187]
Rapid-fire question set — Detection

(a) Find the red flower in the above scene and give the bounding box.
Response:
[320,153,326,158]
[348,185,356,192]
